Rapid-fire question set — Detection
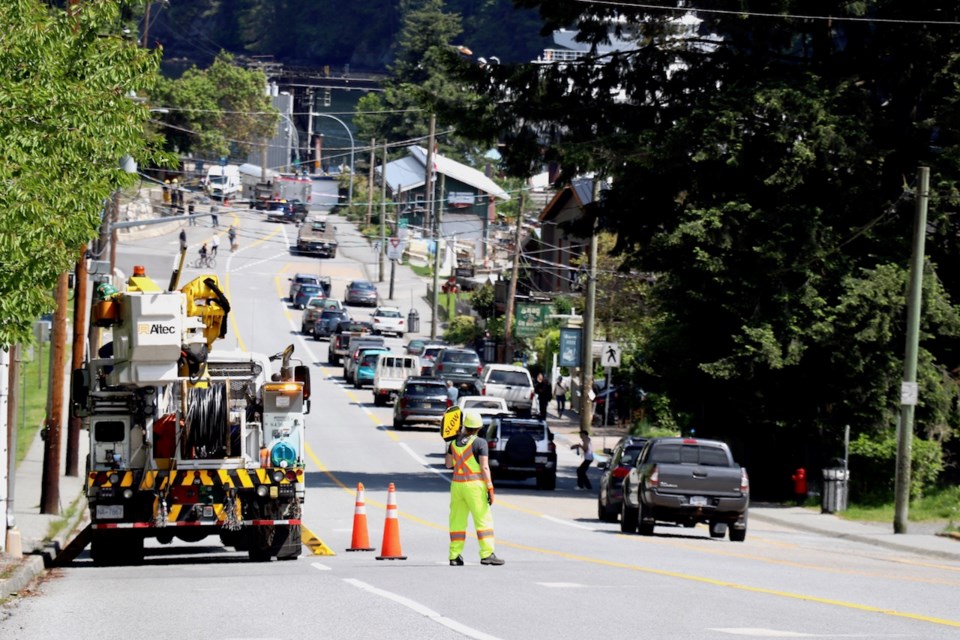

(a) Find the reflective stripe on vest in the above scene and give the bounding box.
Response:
[451,435,484,483]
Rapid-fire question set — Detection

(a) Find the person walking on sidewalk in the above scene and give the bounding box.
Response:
[554,375,568,417]
[211,233,220,257]
[571,431,594,490]
[446,411,504,566]
[535,372,552,419]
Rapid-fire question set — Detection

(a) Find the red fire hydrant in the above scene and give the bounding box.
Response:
[791,467,808,505]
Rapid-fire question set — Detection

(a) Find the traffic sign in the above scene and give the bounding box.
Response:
[603,343,621,367]
[386,237,404,261]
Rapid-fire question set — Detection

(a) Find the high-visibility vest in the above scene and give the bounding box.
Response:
[451,435,484,483]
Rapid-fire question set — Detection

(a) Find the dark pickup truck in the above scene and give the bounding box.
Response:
[620,437,749,541]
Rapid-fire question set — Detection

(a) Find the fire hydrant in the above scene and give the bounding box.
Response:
[791,467,808,505]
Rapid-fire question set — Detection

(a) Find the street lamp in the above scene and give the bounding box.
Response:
[310,112,354,206]
[278,113,300,173]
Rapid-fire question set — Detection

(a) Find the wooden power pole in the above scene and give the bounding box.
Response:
[503,189,525,363]
[66,248,88,477]
[40,272,69,514]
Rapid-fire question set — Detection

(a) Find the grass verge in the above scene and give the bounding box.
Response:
[45,492,85,543]
[841,485,960,524]
[15,343,52,466]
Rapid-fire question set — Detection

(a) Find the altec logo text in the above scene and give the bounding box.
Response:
[138,323,177,335]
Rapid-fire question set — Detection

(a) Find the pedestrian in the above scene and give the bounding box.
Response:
[445,379,459,404]
[198,242,208,265]
[211,233,220,257]
[446,410,504,566]
[554,375,568,417]
[792,468,808,506]
[228,225,238,252]
[534,372,551,419]
[188,200,196,226]
[571,431,594,490]
[211,204,219,228]
[179,228,187,252]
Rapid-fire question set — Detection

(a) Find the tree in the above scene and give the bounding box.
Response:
[0,0,164,346]
[440,1,960,493]
[152,51,278,159]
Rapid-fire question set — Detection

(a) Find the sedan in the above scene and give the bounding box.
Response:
[597,436,648,522]
[345,280,379,307]
[292,284,325,310]
[393,377,451,430]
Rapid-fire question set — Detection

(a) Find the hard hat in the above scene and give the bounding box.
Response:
[462,411,483,430]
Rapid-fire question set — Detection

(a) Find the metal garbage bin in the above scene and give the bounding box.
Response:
[821,467,849,513]
[407,309,420,334]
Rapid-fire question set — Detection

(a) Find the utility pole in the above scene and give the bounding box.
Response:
[6,344,21,555]
[379,140,388,282]
[894,166,929,534]
[579,179,601,435]
[66,247,88,476]
[40,273,69,514]
[366,138,376,228]
[424,115,438,338]
[142,1,152,48]
[503,189,525,363]
[109,192,120,276]
[1,347,8,552]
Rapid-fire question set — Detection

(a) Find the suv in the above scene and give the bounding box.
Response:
[431,347,482,381]
[419,344,446,376]
[484,416,556,490]
[393,377,451,430]
[314,309,350,340]
[479,364,534,417]
[371,306,405,337]
[596,436,649,522]
[301,297,341,334]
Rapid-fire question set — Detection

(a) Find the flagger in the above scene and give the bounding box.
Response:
[445,411,505,566]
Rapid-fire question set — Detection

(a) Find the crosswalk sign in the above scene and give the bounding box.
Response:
[603,343,621,367]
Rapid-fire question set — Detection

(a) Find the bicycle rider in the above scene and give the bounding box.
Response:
[199,242,209,264]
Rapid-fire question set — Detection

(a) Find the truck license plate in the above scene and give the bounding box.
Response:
[96,504,124,519]
[535,455,548,464]
[690,496,708,507]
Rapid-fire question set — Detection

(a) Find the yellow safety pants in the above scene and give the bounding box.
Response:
[449,481,495,560]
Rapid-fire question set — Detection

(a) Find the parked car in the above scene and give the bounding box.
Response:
[620,437,749,540]
[372,354,421,406]
[393,377,451,430]
[457,396,510,429]
[596,436,649,522]
[345,280,379,307]
[478,364,535,417]
[406,338,445,357]
[314,309,350,340]
[483,416,557,490]
[354,347,391,389]
[292,284,326,310]
[431,347,482,381]
[371,306,405,337]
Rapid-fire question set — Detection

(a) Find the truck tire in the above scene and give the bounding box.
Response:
[248,524,302,562]
[637,500,655,536]
[729,515,747,542]
[373,394,384,407]
[709,521,727,538]
[598,496,618,523]
[620,501,638,534]
[536,470,556,491]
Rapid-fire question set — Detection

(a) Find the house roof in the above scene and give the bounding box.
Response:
[379,147,510,201]
[539,177,599,222]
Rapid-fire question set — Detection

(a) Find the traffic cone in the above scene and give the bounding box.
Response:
[376,483,407,560]
[346,482,375,552]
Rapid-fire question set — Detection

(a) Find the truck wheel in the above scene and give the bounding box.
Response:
[393,418,404,430]
[373,394,384,407]
[709,521,727,538]
[536,470,556,491]
[729,515,747,542]
[300,323,308,334]
[354,378,361,389]
[620,501,638,534]
[598,496,618,523]
[637,500,655,536]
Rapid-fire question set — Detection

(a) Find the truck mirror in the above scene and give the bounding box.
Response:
[295,365,311,402]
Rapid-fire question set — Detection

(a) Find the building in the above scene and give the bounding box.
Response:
[529,178,599,294]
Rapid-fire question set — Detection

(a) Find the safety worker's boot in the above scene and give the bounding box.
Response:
[449,555,464,566]
[480,553,505,566]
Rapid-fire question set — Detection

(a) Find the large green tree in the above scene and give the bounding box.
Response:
[0,0,163,346]
[440,1,960,489]
[152,51,278,159]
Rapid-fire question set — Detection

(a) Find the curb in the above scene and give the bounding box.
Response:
[1,555,44,598]
[750,510,960,563]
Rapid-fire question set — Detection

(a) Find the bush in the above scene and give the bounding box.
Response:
[443,316,477,345]
[849,431,944,503]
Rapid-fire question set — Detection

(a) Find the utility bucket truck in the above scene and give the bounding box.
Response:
[72,265,311,565]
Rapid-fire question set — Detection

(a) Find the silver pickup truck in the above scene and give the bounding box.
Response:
[620,437,749,541]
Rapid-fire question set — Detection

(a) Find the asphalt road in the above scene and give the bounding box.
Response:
[2,207,959,639]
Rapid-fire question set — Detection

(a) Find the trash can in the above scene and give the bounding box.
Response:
[482,338,496,364]
[407,309,420,334]
[821,467,849,513]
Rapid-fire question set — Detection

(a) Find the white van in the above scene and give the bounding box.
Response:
[479,364,534,416]
[205,164,241,200]
[372,354,420,406]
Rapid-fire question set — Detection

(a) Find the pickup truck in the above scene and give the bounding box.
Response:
[620,437,749,541]
[296,217,337,258]
[329,327,369,366]
[372,354,420,406]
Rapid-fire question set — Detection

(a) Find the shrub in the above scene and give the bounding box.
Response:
[443,316,477,345]
[849,430,943,503]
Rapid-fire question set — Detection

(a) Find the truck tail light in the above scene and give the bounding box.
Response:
[476,365,482,376]
[487,438,498,451]
[612,467,630,479]
[548,440,556,454]
[446,398,452,408]
[481,387,486,395]
[529,390,534,400]
[740,468,750,493]
[648,465,660,488]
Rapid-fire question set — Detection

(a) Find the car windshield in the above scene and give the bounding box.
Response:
[361,353,381,366]
[307,299,326,308]
[423,347,444,359]
[498,421,547,441]
[404,383,445,397]
[351,282,375,290]
[299,286,322,295]
[321,310,342,319]
[442,351,479,364]
[487,370,529,386]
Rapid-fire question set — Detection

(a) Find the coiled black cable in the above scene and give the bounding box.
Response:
[185,383,228,458]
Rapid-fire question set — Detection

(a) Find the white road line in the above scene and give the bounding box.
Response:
[310,562,332,571]
[343,578,504,640]
[398,442,451,482]
[535,582,585,588]
[709,631,814,638]
[230,251,290,273]
[541,515,595,531]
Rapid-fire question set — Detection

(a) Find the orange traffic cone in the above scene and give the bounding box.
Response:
[376,483,407,560]
[346,483,375,552]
